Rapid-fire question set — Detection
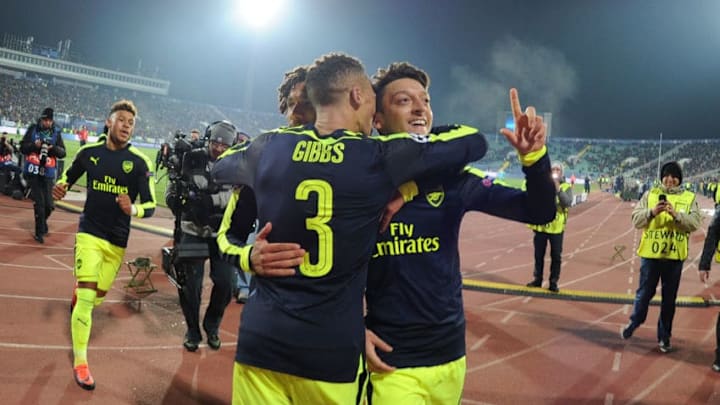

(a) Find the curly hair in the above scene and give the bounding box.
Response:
[277,65,309,115]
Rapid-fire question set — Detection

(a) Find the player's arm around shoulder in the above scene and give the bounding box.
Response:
[380,125,488,188]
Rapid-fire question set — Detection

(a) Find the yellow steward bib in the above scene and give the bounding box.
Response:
[637,188,695,260]
[529,182,571,235]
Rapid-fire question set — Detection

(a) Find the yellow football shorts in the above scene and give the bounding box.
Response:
[370,356,466,404]
[73,232,125,292]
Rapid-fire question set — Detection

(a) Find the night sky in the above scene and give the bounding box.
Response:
[4,0,720,139]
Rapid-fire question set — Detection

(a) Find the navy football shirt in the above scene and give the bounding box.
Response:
[212,124,486,382]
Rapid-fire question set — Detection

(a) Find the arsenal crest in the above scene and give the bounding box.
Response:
[425,186,445,207]
[122,160,134,174]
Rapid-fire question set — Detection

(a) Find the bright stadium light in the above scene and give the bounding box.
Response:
[233,0,284,29]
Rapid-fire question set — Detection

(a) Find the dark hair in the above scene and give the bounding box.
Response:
[305,52,366,107]
[372,62,430,112]
[110,99,138,117]
[278,65,309,114]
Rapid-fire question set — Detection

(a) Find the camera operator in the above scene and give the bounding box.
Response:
[188,129,204,148]
[0,132,21,194]
[166,120,239,352]
[20,107,66,243]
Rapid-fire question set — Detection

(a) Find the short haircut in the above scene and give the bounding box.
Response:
[278,65,309,114]
[372,62,430,112]
[305,52,366,107]
[109,99,138,117]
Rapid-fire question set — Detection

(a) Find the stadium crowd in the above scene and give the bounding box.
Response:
[0,74,284,143]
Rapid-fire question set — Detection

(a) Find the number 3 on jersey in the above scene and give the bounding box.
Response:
[295,179,333,277]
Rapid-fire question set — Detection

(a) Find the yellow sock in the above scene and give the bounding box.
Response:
[71,288,96,367]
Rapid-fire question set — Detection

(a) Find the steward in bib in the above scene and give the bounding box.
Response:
[527,161,573,292]
[622,161,701,353]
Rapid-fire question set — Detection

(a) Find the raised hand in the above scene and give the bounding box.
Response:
[250,222,305,277]
[499,88,546,155]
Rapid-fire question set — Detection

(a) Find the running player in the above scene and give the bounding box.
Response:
[53,99,156,391]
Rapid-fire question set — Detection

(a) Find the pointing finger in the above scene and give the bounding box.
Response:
[508,88,522,120]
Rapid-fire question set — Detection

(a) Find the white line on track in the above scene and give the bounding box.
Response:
[605,393,614,405]
[466,307,625,374]
[500,312,516,324]
[470,334,490,351]
[461,399,495,405]
[0,341,237,351]
[45,254,73,270]
[612,352,622,371]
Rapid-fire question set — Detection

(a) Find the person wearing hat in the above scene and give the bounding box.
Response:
[621,161,701,353]
[20,107,66,243]
[526,161,573,292]
[168,120,240,352]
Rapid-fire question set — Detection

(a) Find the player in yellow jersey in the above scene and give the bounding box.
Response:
[53,99,156,390]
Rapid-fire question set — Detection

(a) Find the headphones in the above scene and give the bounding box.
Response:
[204,120,238,146]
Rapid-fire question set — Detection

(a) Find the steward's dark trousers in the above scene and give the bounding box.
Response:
[629,258,683,342]
[533,231,564,283]
[28,174,54,235]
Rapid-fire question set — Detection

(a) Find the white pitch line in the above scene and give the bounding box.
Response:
[45,254,73,270]
[522,296,532,304]
[466,307,625,374]
[627,276,633,284]
[0,341,237,351]
[0,262,69,270]
[612,352,622,372]
[470,334,490,351]
[605,393,614,405]
[461,399,496,405]
[500,312,516,324]
[474,262,486,269]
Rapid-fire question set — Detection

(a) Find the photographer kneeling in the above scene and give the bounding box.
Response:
[166,121,239,352]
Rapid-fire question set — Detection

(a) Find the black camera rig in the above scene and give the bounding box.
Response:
[158,131,214,289]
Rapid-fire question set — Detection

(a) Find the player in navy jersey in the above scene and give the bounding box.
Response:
[216,65,316,296]
[53,99,156,391]
[364,62,556,404]
[211,52,488,404]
